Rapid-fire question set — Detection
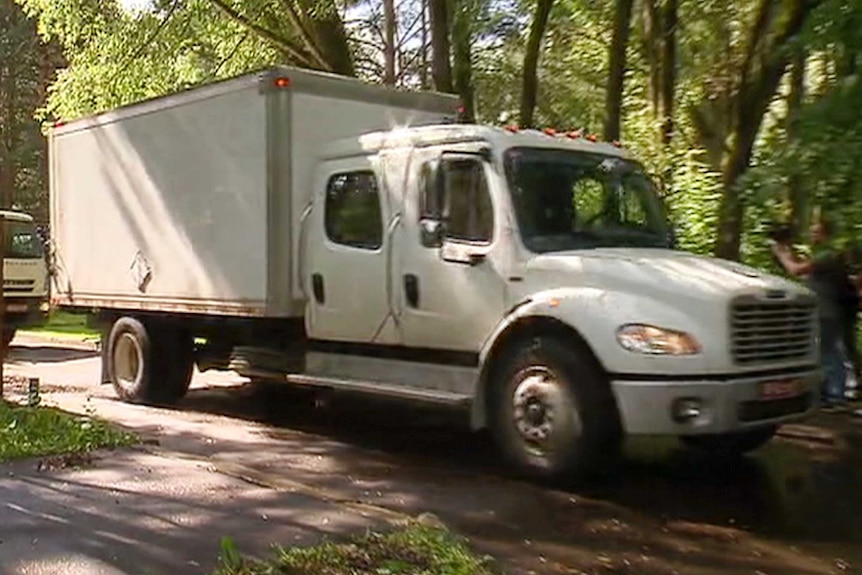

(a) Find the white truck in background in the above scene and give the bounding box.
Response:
[48,66,820,481]
[1,210,50,346]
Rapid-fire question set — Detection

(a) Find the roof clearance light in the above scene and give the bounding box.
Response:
[273,77,291,88]
[543,127,557,136]
[53,120,66,128]
[612,140,622,147]
[586,134,598,142]
[566,131,582,139]
[505,125,519,133]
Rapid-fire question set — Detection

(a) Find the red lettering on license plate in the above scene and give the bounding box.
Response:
[761,379,803,400]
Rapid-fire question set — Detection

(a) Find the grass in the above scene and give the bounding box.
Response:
[23,310,97,339]
[214,522,498,575]
[0,400,137,462]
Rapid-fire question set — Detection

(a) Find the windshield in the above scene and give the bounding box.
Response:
[504,147,671,253]
[5,221,44,259]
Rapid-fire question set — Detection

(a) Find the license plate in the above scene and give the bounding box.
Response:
[760,379,804,400]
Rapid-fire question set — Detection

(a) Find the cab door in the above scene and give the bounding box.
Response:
[393,147,509,353]
[302,155,397,344]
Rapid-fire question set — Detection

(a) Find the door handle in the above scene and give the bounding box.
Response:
[404,274,419,308]
[312,273,325,304]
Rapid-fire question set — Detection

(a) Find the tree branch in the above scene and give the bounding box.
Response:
[278,0,330,70]
[207,0,315,66]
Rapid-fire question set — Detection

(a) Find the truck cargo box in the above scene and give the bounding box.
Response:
[49,66,459,318]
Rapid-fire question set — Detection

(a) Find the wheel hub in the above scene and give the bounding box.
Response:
[113,332,142,389]
[512,371,561,452]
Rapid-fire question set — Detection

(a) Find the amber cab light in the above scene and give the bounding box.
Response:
[273,77,291,88]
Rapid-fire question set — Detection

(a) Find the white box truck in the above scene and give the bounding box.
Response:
[49,66,821,481]
[1,209,50,346]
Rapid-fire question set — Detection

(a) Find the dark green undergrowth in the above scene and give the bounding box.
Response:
[214,522,498,575]
[0,401,136,462]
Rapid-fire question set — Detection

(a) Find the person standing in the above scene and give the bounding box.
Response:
[840,246,861,388]
[771,217,849,411]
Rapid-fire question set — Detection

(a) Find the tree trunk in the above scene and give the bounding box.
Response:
[519,0,554,128]
[641,0,660,114]
[451,0,475,122]
[603,0,634,141]
[713,0,820,260]
[382,0,397,84]
[787,49,807,240]
[429,0,453,92]
[659,0,677,145]
[420,0,429,89]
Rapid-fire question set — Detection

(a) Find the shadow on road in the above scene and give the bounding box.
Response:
[11,338,862,574]
[6,344,98,365]
[161,380,862,557]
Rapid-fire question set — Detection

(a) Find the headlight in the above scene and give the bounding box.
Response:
[616,324,701,355]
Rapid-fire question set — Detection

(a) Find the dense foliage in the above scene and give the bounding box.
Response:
[2,0,861,264]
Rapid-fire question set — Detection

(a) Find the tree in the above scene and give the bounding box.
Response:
[207,0,355,75]
[519,0,554,128]
[0,0,62,217]
[428,0,452,91]
[707,0,822,260]
[603,0,633,141]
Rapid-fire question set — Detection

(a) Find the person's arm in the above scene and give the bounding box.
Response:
[770,242,812,276]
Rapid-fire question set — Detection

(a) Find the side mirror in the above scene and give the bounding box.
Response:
[420,218,446,248]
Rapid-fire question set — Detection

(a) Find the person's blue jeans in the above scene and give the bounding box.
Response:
[821,317,848,404]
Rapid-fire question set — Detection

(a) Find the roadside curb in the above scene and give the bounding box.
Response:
[14,331,98,349]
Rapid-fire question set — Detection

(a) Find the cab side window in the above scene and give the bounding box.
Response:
[324,171,383,250]
[420,158,494,245]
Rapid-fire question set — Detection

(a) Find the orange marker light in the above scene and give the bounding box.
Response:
[273,77,291,88]
[505,125,519,133]
[543,127,557,136]
[586,134,598,142]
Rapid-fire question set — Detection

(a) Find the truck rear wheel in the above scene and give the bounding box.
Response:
[489,335,622,482]
[107,317,193,405]
[680,426,777,457]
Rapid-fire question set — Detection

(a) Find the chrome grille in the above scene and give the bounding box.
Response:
[731,296,816,365]
[3,279,35,293]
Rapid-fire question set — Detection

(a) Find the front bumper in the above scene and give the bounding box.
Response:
[3,297,50,328]
[610,367,821,435]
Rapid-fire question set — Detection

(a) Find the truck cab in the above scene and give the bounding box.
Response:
[300,124,819,479]
[1,210,50,346]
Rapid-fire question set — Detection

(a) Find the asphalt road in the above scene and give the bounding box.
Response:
[3,335,862,575]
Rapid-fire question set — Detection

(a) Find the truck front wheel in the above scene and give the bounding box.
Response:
[489,336,622,482]
[680,426,777,457]
[107,317,193,405]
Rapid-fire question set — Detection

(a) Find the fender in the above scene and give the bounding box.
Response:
[470,286,710,429]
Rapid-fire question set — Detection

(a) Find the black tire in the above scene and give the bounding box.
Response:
[2,328,16,349]
[106,317,193,405]
[151,323,195,401]
[680,426,777,457]
[489,335,622,482]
